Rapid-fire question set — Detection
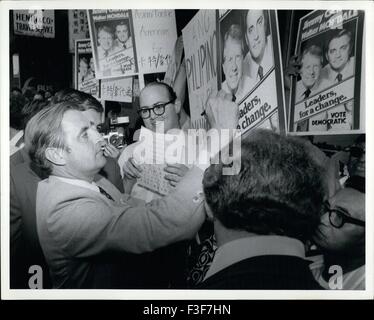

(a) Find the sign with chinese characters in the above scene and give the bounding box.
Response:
[132,10,177,74]
[68,10,90,53]
[13,10,55,38]
[101,76,133,102]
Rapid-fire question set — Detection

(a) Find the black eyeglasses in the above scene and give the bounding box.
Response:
[324,201,365,229]
[137,99,175,120]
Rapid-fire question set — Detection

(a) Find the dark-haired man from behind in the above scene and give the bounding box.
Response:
[199,130,325,289]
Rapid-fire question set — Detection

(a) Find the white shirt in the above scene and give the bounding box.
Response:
[321,57,355,84]
[204,235,305,280]
[243,35,274,81]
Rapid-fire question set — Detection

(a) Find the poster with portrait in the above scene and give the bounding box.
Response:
[218,10,286,135]
[74,39,100,98]
[289,10,364,134]
[132,10,177,74]
[87,10,137,79]
[182,10,219,129]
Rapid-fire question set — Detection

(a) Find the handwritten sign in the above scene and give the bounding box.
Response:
[133,10,177,74]
[68,10,90,53]
[13,10,55,38]
[182,10,218,128]
[101,76,133,102]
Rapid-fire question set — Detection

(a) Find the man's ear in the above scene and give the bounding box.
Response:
[174,98,182,114]
[204,201,215,222]
[45,147,66,166]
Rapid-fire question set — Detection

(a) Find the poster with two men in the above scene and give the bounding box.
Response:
[183,9,287,134]
[289,10,365,134]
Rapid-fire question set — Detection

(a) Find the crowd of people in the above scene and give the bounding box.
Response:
[9,9,365,291]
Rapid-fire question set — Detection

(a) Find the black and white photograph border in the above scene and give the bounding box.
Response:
[1,0,373,300]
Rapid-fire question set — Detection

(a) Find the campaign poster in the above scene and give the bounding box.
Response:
[289,10,364,134]
[87,10,137,79]
[75,39,100,98]
[218,10,286,135]
[13,10,55,38]
[182,10,218,129]
[68,10,90,53]
[132,10,177,74]
[101,76,133,103]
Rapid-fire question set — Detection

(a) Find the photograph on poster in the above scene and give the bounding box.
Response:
[218,9,285,135]
[75,39,100,98]
[88,9,137,79]
[2,4,370,299]
[289,10,364,134]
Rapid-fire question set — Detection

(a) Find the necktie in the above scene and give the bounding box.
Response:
[104,50,109,58]
[98,186,114,201]
[258,65,264,80]
[304,88,311,99]
[232,94,236,102]
[336,73,343,83]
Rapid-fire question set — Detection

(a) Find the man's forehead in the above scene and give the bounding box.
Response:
[224,38,242,55]
[62,110,89,131]
[329,35,350,47]
[140,85,169,105]
[302,53,321,65]
[247,10,264,24]
[331,188,365,220]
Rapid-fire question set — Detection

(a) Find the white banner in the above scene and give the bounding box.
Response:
[13,10,55,38]
[133,10,177,74]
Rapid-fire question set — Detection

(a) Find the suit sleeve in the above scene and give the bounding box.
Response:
[48,167,206,257]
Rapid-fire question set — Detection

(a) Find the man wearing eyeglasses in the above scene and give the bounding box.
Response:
[309,187,365,290]
[118,82,192,201]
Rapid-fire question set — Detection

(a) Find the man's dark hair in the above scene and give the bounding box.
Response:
[203,129,326,243]
[10,94,27,130]
[26,101,85,174]
[52,89,103,113]
[326,29,353,55]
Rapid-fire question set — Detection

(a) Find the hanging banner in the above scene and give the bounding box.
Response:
[182,10,218,129]
[289,10,364,133]
[75,39,100,98]
[132,10,177,74]
[13,10,55,38]
[68,10,90,53]
[88,10,138,79]
[218,10,286,135]
[101,76,133,102]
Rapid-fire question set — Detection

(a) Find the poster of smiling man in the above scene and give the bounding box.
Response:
[218,10,286,135]
[88,10,137,79]
[289,10,364,134]
[75,39,100,98]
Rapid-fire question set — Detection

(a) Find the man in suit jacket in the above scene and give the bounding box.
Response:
[28,100,206,288]
[198,129,325,289]
[10,91,125,288]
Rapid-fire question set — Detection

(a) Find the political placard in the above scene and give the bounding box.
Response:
[289,10,364,134]
[88,10,137,79]
[75,39,100,98]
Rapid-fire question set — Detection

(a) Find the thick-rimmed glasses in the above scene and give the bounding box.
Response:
[324,201,365,229]
[137,99,175,120]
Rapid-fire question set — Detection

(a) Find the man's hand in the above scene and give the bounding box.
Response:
[164,163,189,187]
[122,157,142,179]
[103,143,120,159]
[205,91,239,130]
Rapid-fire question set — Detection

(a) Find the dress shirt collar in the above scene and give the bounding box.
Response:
[204,235,306,280]
[328,58,353,82]
[247,36,273,81]
[53,176,100,193]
